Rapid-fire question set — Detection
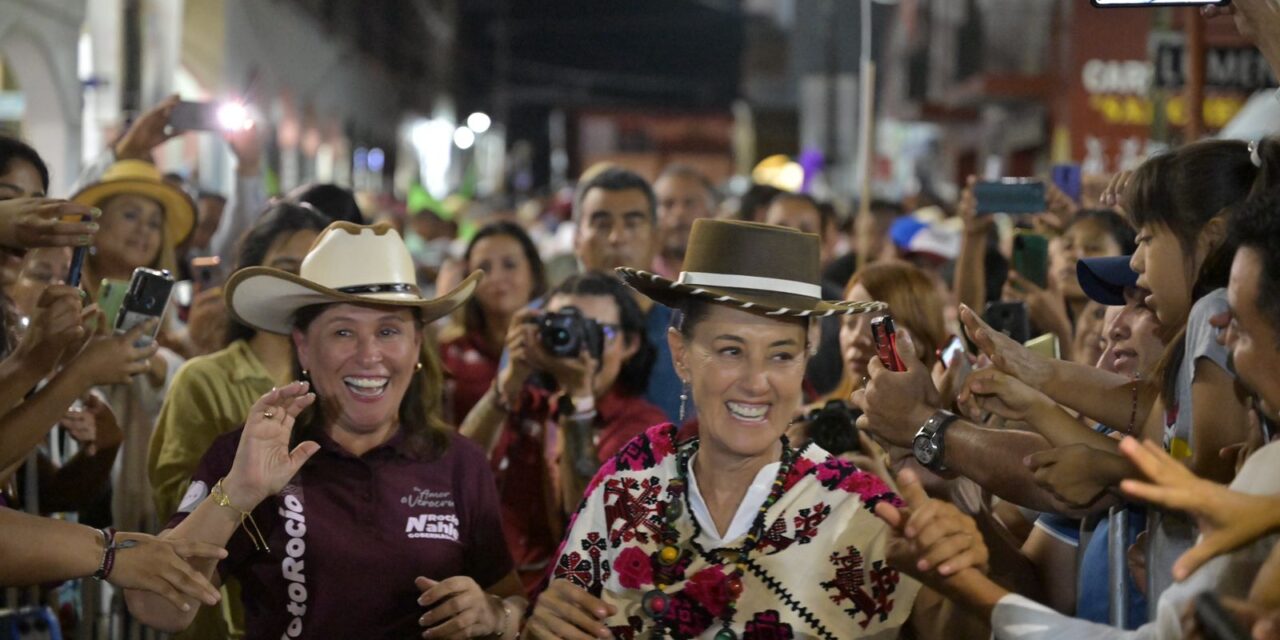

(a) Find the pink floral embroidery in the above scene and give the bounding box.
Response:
[648,423,676,462]
[744,610,795,639]
[614,546,654,589]
[681,565,731,618]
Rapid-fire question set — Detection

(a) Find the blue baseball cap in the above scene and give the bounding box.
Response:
[1076,255,1138,306]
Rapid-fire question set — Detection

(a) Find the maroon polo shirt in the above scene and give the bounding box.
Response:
[169,427,512,639]
[492,386,666,593]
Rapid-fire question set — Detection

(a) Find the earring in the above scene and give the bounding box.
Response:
[678,381,689,424]
[415,362,423,372]
[301,369,309,378]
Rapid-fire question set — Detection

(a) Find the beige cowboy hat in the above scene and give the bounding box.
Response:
[618,219,885,317]
[225,221,482,334]
[71,159,196,247]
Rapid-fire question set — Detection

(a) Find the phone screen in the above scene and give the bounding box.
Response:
[1013,233,1050,289]
[939,336,967,369]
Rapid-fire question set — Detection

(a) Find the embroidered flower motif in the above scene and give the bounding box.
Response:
[614,546,654,589]
[783,456,818,490]
[681,565,732,618]
[744,610,795,639]
[649,423,677,461]
[663,591,714,637]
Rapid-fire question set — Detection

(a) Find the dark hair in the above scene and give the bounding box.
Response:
[737,183,783,222]
[547,271,653,396]
[288,183,364,224]
[1229,185,1280,339]
[461,221,547,337]
[656,164,718,204]
[767,192,831,238]
[1068,208,1137,255]
[224,202,331,346]
[291,304,451,459]
[1125,138,1280,401]
[574,168,656,224]
[0,135,49,192]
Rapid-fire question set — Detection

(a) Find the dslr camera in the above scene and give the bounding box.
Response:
[805,399,862,456]
[528,306,605,360]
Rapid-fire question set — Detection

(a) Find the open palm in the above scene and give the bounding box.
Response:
[224,381,320,507]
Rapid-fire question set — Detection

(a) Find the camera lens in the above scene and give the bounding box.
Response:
[550,328,571,347]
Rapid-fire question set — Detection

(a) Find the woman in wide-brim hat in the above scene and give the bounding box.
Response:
[71,159,195,299]
[125,222,529,640]
[524,219,986,639]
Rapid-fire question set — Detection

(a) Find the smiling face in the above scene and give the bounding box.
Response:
[293,303,424,438]
[95,194,165,272]
[470,233,535,321]
[670,303,808,461]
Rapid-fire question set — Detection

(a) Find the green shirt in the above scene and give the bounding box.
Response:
[149,339,275,519]
[147,339,275,640]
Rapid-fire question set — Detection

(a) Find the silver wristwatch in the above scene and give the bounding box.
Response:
[912,410,958,471]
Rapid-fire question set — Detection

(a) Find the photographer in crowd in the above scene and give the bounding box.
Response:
[461,271,665,592]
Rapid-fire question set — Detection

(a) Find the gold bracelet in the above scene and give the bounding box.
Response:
[211,478,271,553]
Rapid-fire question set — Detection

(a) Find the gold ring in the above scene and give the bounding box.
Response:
[263,410,276,420]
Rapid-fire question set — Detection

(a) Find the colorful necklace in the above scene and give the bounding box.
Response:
[641,432,795,639]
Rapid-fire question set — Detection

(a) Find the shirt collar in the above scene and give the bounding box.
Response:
[313,425,416,461]
[228,339,274,383]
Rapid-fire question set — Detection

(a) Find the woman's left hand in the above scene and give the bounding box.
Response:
[416,576,502,639]
[874,468,989,582]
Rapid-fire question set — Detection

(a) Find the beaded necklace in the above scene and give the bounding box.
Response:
[641,434,794,639]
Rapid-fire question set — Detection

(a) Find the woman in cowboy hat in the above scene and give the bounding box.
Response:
[124,222,526,639]
[70,158,197,535]
[523,219,987,639]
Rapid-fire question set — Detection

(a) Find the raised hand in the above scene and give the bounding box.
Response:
[959,303,1054,388]
[13,284,85,374]
[108,531,227,613]
[0,198,99,251]
[66,319,160,387]
[522,579,615,640]
[114,95,181,161]
[958,367,1053,423]
[1099,170,1134,209]
[851,330,940,448]
[874,468,989,581]
[416,576,502,639]
[1118,436,1280,581]
[1002,271,1072,344]
[1025,443,1120,508]
[221,382,319,508]
[497,308,538,402]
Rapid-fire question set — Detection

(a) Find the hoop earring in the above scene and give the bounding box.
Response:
[678,381,689,424]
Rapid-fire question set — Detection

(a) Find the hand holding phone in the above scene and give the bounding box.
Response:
[870,316,907,372]
[116,268,175,346]
[1012,232,1050,289]
[168,101,252,133]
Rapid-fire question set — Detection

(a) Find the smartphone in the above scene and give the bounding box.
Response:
[1192,592,1249,640]
[870,316,907,372]
[1025,333,1062,359]
[96,279,130,332]
[169,100,251,132]
[191,255,222,294]
[938,335,967,369]
[1092,0,1227,6]
[1051,164,1082,202]
[974,179,1047,215]
[64,214,91,287]
[983,301,1032,345]
[115,268,175,344]
[1013,232,1050,289]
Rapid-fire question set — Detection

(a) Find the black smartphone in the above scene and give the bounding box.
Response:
[116,267,175,344]
[870,316,906,372]
[974,180,1047,215]
[1013,233,1050,289]
[1193,593,1249,640]
[65,215,91,287]
[983,301,1032,345]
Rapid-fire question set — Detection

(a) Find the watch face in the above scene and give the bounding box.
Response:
[913,434,936,465]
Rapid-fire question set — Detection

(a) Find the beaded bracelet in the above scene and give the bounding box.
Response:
[92,527,118,582]
[1124,374,1141,435]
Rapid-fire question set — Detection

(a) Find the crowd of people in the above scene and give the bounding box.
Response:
[3,3,1280,640]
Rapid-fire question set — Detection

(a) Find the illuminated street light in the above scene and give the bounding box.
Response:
[466,112,491,133]
[454,126,476,150]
